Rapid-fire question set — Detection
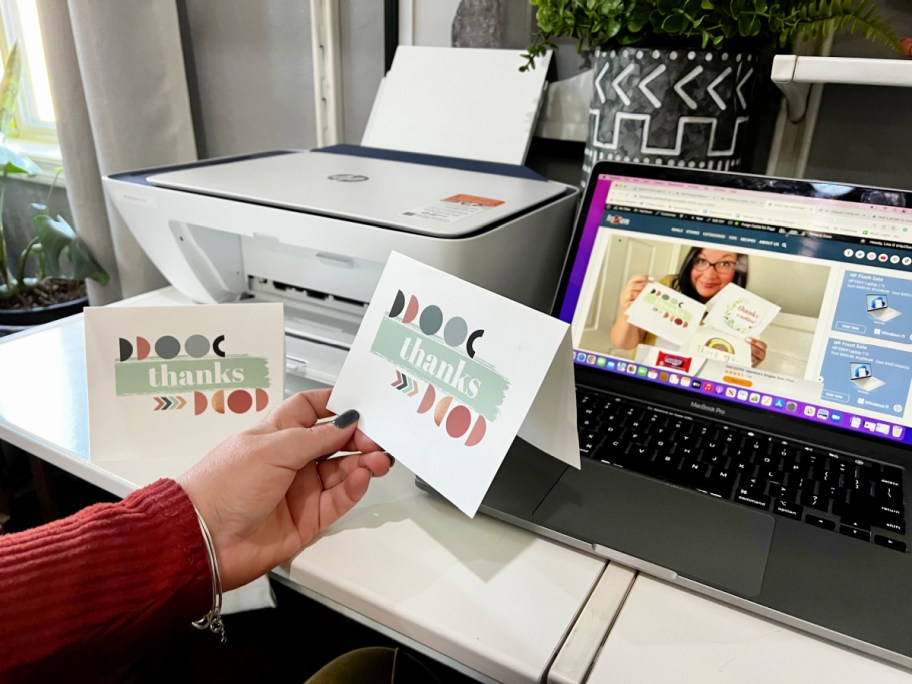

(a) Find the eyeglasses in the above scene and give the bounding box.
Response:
[692,257,737,275]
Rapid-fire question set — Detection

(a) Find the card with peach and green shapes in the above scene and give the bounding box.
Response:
[329,252,579,517]
[84,302,284,462]
[625,280,706,346]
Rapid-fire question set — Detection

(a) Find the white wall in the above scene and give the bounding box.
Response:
[747,257,830,318]
[182,1,316,156]
[181,0,385,157]
[402,0,462,46]
[804,0,912,189]
[338,1,385,143]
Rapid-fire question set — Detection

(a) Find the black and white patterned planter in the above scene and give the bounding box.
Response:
[582,46,757,182]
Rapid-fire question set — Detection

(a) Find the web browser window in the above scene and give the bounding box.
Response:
[561,172,912,446]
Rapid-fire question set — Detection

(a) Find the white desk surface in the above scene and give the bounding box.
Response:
[0,287,607,683]
[589,574,912,683]
[284,464,605,683]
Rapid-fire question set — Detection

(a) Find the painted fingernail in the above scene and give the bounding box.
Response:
[331,409,359,428]
[387,453,395,468]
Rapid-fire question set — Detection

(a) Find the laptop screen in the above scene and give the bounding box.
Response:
[558,162,912,448]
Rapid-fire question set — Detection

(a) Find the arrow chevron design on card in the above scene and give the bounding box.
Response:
[153,395,187,411]
[391,370,419,396]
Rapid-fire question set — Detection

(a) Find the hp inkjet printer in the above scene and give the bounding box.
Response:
[103,146,578,390]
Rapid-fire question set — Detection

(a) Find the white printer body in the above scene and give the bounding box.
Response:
[103,146,578,389]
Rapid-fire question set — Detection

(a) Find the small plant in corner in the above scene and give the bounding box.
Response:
[0,42,108,311]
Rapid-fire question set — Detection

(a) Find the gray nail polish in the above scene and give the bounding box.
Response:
[331,409,359,428]
[387,453,395,467]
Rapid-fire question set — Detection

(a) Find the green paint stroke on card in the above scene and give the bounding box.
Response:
[115,357,271,396]
[644,290,696,323]
[371,316,508,420]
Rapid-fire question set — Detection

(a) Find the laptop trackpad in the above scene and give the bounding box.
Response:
[533,466,775,597]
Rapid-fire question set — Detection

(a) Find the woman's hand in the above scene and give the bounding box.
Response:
[179,388,392,591]
[610,275,654,350]
[618,274,653,312]
[747,337,767,368]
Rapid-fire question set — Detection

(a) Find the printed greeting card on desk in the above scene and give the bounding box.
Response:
[329,252,579,517]
[84,303,285,462]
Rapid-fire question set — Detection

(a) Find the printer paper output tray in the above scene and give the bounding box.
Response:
[240,284,362,393]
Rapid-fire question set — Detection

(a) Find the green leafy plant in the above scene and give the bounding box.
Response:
[0,42,108,309]
[522,0,901,69]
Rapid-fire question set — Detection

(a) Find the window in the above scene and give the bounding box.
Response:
[0,0,61,179]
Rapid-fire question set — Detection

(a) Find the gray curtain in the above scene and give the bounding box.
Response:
[37,0,198,305]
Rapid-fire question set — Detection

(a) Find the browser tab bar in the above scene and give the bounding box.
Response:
[604,175,912,245]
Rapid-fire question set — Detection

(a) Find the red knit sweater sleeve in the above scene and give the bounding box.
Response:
[0,478,210,681]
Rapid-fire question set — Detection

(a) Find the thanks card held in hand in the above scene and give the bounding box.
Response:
[329,252,579,516]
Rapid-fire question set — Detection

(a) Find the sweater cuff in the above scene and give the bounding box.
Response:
[120,478,213,620]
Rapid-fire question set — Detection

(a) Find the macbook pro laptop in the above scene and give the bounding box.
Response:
[480,161,912,667]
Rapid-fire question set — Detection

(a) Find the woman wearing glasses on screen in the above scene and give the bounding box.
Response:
[610,247,768,367]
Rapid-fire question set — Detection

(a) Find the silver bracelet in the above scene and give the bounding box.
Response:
[190,506,226,643]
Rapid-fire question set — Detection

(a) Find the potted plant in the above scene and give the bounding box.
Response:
[0,43,108,336]
[521,0,901,177]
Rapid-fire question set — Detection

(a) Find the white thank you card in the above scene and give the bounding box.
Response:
[84,303,285,462]
[329,252,579,516]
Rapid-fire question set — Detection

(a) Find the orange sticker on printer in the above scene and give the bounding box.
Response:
[403,194,505,223]
[442,194,505,207]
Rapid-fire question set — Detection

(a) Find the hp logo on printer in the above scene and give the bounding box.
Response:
[328,173,369,182]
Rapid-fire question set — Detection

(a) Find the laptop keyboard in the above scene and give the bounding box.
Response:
[577,387,908,553]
